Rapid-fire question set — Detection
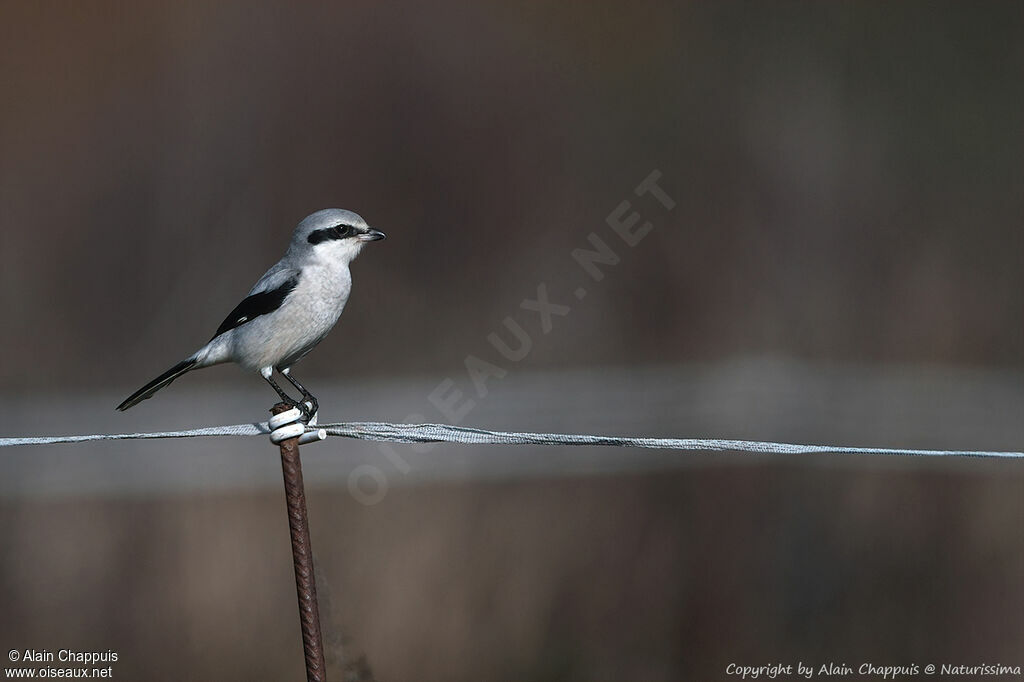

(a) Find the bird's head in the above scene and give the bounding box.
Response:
[290,208,386,263]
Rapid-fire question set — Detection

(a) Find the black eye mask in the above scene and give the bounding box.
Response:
[307,224,353,245]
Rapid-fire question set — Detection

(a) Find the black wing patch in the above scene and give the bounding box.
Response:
[211,274,300,339]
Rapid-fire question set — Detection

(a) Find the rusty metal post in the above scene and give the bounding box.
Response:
[272,402,327,682]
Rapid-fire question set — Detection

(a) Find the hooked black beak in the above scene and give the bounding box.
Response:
[358,228,386,242]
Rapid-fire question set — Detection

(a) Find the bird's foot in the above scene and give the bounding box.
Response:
[299,394,319,425]
[276,396,314,424]
[294,399,316,425]
[269,377,318,423]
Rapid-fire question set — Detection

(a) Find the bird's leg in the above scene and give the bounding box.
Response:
[280,368,318,420]
[261,369,312,423]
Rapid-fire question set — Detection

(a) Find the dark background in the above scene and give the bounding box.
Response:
[1,2,1023,681]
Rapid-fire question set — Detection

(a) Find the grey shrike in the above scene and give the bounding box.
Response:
[117,208,386,420]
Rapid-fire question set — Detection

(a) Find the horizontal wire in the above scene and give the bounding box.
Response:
[0,423,267,446]
[0,422,1022,459]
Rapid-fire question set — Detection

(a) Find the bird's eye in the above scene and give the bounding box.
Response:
[335,224,352,238]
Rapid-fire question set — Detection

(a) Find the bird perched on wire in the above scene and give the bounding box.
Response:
[117,208,386,421]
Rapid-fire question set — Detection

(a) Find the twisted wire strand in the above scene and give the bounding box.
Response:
[1,421,1022,458]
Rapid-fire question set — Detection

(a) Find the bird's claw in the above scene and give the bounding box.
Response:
[280,397,314,424]
[301,396,318,424]
[296,398,317,425]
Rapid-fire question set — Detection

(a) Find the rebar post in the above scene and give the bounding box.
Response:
[272,402,327,682]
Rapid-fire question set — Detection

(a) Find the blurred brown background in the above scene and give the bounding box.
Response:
[1,2,1023,681]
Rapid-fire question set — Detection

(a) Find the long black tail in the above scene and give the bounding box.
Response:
[117,358,198,411]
